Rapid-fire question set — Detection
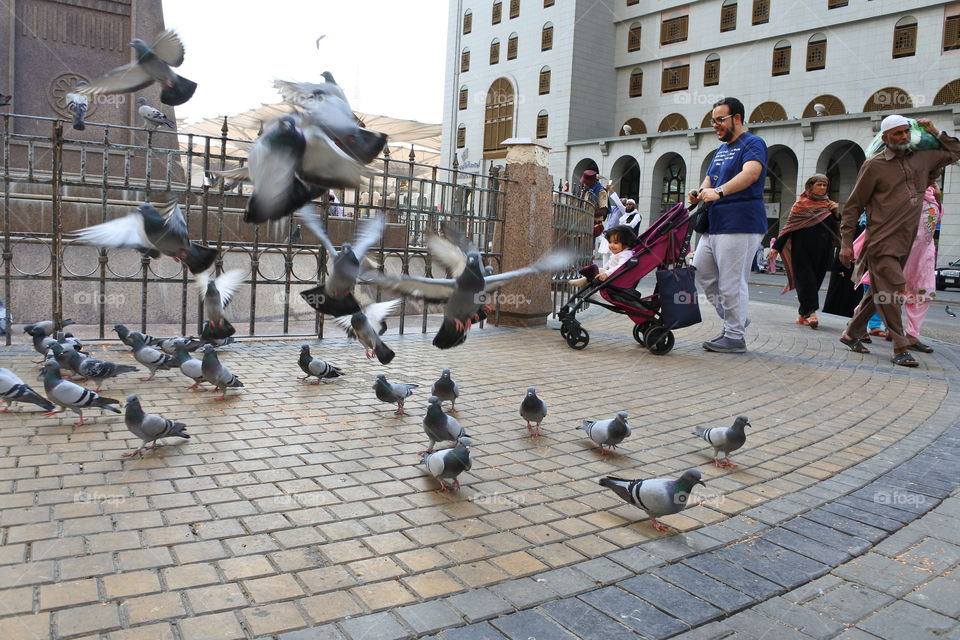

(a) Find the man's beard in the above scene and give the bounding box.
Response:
[718,128,733,142]
[887,142,910,151]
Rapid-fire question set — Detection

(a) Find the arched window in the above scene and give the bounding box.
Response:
[456,124,466,149]
[489,38,500,65]
[461,48,470,73]
[539,66,551,94]
[628,22,642,51]
[807,33,826,71]
[620,118,647,135]
[658,113,689,131]
[863,87,913,112]
[458,86,468,110]
[934,79,960,105]
[462,9,473,34]
[661,157,686,208]
[750,101,787,122]
[802,94,845,117]
[893,16,917,57]
[752,0,769,25]
[510,0,520,19]
[544,0,554,6]
[483,78,514,159]
[701,111,714,128]
[772,40,791,76]
[492,1,502,24]
[507,33,518,60]
[704,53,720,86]
[721,0,737,31]
[542,22,554,50]
[536,110,549,138]
[629,68,643,97]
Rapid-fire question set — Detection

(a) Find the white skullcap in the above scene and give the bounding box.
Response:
[880,114,910,133]
[625,198,636,205]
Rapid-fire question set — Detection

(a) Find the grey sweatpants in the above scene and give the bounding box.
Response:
[693,233,764,340]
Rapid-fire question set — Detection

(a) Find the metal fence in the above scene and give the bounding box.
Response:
[551,190,595,316]
[0,112,519,343]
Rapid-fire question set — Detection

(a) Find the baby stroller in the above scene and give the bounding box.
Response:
[557,202,698,354]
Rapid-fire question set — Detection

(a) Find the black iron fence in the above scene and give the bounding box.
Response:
[551,190,595,316]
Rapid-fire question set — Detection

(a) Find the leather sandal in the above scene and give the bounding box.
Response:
[840,335,870,354]
[860,335,872,343]
[891,351,919,367]
[906,342,934,353]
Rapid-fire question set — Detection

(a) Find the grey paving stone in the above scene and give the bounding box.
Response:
[539,597,639,640]
[755,596,845,639]
[851,485,928,515]
[535,566,596,597]
[489,610,580,640]
[669,621,739,639]
[740,505,791,526]
[894,537,960,573]
[340,611,410,640]
[831,627,885,639]
[832,553,932,597]
[804,581,894,624]
[781,575,844,604]
[721,608,821,640]
[762,527,852,566]
[279,628,347,640]
[696,523,746,545]
[683,554,782,600]
[715,538,830,589]
[608,546,663,573]
[818,501,904,532]
[653,562,755,613]
[856,600,956,640]
[489,577,555,609]
[872,526,929,558]
[446,589,513,623]
[719,515,768,537]
[396,600,463,635]
[904,575,960,617]
[579,585,690,639]
[643,531,721,560]
[575,557,635,584]
[835,496,915,524]
[781,516,872,555]
[440,621,509,640]
[802,509,888,542]
[619,573,723,626]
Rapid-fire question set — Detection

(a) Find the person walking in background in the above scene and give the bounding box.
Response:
[900,175,944,353]
[580,170,608,239]
[768,174,839,329]
[688,97,768,354]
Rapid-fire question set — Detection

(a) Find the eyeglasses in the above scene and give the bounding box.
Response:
[710,115,734,126]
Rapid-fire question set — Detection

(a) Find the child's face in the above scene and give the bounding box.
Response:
[608,237,624,254]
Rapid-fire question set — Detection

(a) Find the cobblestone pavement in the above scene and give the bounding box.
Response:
[1,297,958,639]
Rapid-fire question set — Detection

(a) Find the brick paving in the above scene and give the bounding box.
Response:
[1,297,958,639]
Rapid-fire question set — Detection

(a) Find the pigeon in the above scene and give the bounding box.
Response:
[274,72,348,107]
[65,347,138,391]
[24,318,75,337]
[297,345,344,384]
[47,342,81,376]
[289,224,302,244]
[122,394,190,457]
[201,349,244,401]
[946,305,956,318]
[578,410,631,455]
[296,207,385,317]
[75,29,197,106]
[129,334,175,381]
[694,415,750,467]
[55,332,83,352]
[0,93,10,107]
[334,299,400,364]
[600,469,706,532]
[519,386,547,436]
[373,374,417,415]
[39,361,121,426]
[73,201,217,275]
[137,97,175,129]
[0,368,55,412]
[431,368,459,414]
[66,83,88,131]
[422,395,468,452]
[159,336,202,355]
[27,329,58,363]
[114,324,163,349]
[171,339,205,390]
[421,437,473,492]
[196,268,246,341]
[197,326,235,349]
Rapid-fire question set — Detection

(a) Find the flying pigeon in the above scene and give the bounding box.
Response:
[122,394,190,457]
[297,345,344,384]
[0,368,55,412]
[136,97,176,129]
[64,347,138,391]
[519,386,547,436]
[946,305,956,318]
[296,207,385,317]
[694,415,750,467]
[422,395,469,452]
[373,374,417,415]
[421,437,473,492]
[75,29,197,106]
[600,469,706,532]
[201,349,244,401]
[274,71,348,106]
[196,268,246,341]
[73,201,217,275]
[66,82,88,131]
[171,338,205,390]
[431,368,459,414]
[39,361,121,426]
[578,410,631,455]
[197,326,235,349]
[129,334,175,381]
[334,299,400,364]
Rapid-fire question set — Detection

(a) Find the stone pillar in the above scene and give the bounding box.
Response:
[495,138,556,328]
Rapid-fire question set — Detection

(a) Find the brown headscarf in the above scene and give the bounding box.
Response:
[776,174,839,293]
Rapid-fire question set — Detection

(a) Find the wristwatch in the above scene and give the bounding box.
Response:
[715,186,725,198]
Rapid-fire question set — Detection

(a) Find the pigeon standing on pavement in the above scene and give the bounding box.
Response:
[159,336,202,355]
[113,324,162,349]
[197,268,246,341]
[946,305,956,318]
[373,374,417,415]
[201,349,244,401]
[520,386,547,437]
[130,334,175,381]
[297,345,344,384]
[600,469,706,532]
[422,395,468,452]
[39,361,121,426]
[694,415,750,467]
[122,394,190,457]
[24,319,75,337]
[75,29,197,106]
[137,97,176,129]
[431,368,459,414]
[578,410,631,455]
[171,339,205,390]
[65,347,138,391]
[422,437,473,492]
[0,368,55,412]
[334,299,400,364]
[66,82,88,131]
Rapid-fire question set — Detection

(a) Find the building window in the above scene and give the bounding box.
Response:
[628,23,642,51]
[802,94,845,117]
[721,0,737,31]
[463,10,473,34]
[703,54,720,85]
[933,79,960,105]
[539,66,551,94]
[660,15,689,45]
[456,124,466,149]
[507,33,518,59]
[510,0,520,19]
[806,34,826,70]
[542,22,554,50]
[461,48,470,72]
[661,157,686,208]
[658,113,689,131]
[627,0,639,5]
[544,0,554,6]
[828,0,847,7]
[864,87,913,112]
[629,68,643,97]
[945,15,960,51]
[484,78,514,159]
[749,101,787,122]
[621,118,647,135]
[661,64,689,92]
[458,86,468,110]
[893,17,917,58]
[752,0,769,25]
[536,110,548,138]
[489,39,500,65]
[772,40,791,75]
[492,1,502,24]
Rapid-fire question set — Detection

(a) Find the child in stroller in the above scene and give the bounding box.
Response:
[569,225,639,287]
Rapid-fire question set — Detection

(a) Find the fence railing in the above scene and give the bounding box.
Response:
[551,190,594,316]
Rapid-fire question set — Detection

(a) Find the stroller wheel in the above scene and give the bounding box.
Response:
[644,326,675,355]
[565,326,590,350]
[633,323,650,345]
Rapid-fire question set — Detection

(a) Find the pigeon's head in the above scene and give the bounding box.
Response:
[526,386,537,396]
[428,395,441,406]
[136,97,147,106]
[374,374,387,384]
[125,394,140,406]
[300,345,311,354]
[114,324,128,335]
[206,280,218,295]
[342,242,353,254]
[202,349,219,364]
[735,415,750,428]
[129,38,151,58]
[441,368,451,378]
[680,469,706,488]
[457,436,475,448]
[615,410,628,421]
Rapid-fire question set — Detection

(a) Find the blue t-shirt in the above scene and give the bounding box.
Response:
[705,132,768,234]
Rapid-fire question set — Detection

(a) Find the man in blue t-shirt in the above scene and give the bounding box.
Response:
[688,97,768,353]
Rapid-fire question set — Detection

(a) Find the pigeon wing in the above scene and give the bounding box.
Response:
[213,269,247,307]
[363,273,456,301]
[73,213,151,250]
[159,200,189,239]
[426,234,468,276]
[77,62,154,95]
[295,205,338,257]
[365,299,401,327]
[351,214,386,259]
[484,250,574,290]
[150,29,186,67]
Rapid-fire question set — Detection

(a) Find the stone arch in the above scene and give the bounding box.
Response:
[764,145,799,237]
[610,155,641,203]
[817,140,866,204]
[934,79,960,105]
[572,158,599,185]
[620,118,647,136]
[658,113,689,132]
[750,101,787,123]
[863,86,913,112]
[649,152,686,215]
[802,94,845,118]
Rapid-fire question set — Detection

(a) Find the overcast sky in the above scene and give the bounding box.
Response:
[161,0,449,124]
